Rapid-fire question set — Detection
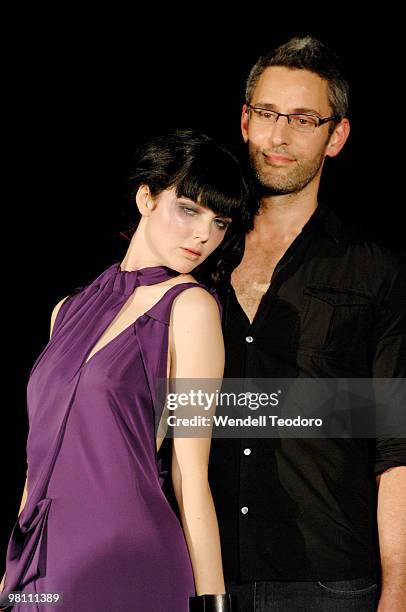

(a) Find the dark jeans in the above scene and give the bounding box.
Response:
[226,576,379,612]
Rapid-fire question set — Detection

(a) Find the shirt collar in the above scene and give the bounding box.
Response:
[305,204,342,244]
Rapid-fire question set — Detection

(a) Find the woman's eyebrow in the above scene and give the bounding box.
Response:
[177,196,199,205]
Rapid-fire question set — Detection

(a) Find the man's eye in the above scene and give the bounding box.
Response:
[294,115,317,126]
[257,110,273,119]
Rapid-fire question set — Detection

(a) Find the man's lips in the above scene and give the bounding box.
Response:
[263,153,295,165]
[181,247,201,257]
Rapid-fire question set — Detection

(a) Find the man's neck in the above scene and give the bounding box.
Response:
[252,191,318,243]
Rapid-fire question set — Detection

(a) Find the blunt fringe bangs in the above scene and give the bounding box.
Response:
[120,129,258,286]
[129,129,253,232]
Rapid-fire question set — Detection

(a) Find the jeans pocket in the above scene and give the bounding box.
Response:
[317,575,378,598]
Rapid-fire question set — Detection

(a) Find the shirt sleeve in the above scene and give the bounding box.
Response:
[371,252,406,475]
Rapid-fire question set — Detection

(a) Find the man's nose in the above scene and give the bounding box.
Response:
[268,115,291,146]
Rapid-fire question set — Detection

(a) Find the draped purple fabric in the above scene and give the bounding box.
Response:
[2,262,219,611]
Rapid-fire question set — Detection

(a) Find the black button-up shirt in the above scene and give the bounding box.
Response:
[209,205,406,581]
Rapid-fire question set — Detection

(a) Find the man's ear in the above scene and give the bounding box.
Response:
[325,118,350,158]
[135,185,155,215]
[241,104,249,143]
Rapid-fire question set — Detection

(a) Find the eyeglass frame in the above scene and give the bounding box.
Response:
[246,104,341,132]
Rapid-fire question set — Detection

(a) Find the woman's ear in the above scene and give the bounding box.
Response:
[135,185,155,216]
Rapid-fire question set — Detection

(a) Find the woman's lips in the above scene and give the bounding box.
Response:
[181,247,201,258]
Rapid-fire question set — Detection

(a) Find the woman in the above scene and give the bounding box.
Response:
[0,129,255,611]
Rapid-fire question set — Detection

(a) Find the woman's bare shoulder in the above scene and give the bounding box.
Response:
[171,283,219,322]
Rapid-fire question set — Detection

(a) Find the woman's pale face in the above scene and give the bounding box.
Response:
[143,187,232,273]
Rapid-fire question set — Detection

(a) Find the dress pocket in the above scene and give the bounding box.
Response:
[3,497,52,594]
[300,285,371,353]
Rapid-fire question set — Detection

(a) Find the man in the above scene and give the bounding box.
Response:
[209,36,406,612]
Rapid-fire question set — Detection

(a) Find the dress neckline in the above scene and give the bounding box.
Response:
[113,263,181,295]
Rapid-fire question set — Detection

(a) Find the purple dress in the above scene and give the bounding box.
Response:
[2,262,218,611]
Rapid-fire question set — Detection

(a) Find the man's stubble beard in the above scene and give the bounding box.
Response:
[248,142,327,197]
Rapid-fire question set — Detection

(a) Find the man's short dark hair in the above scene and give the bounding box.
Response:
[246,36,349,119]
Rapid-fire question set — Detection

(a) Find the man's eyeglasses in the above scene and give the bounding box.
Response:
[247,105,340,133]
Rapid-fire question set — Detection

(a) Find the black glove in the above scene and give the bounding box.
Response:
[189,593,233,611]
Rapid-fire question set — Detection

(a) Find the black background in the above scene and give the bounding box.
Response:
[2,11,404,571]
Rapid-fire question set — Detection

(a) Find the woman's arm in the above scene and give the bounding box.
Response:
[169,287,226,596]
[1,296,69,593]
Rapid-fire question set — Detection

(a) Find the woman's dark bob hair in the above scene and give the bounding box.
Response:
[121,129,257,285]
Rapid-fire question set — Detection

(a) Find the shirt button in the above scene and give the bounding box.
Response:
[243,448,251,455]
[245,336,254,343]
[241,506,249,515]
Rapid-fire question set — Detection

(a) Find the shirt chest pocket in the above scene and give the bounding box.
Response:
[300,286,372,354]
